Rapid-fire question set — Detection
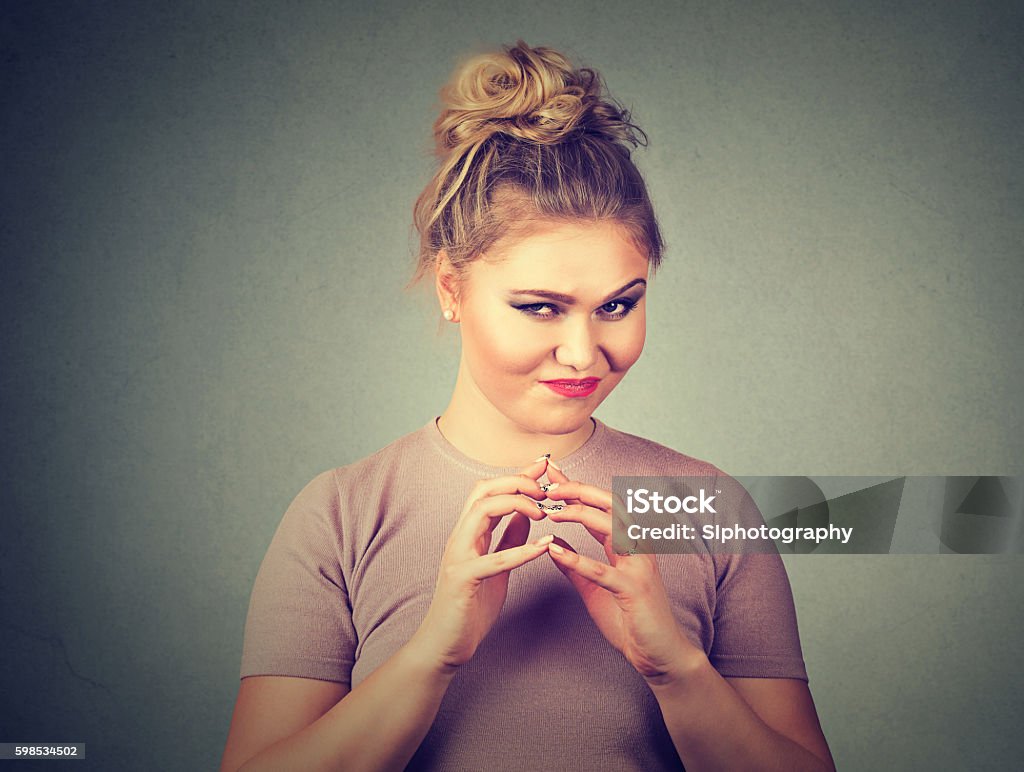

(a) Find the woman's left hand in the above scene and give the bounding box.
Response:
[543,463,708,684]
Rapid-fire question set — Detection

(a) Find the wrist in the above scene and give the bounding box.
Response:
[643,644,713,691]
[401,632,461,682]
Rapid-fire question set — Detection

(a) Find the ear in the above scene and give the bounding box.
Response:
[434,249,461,321]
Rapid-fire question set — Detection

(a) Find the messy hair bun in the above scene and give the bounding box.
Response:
[410,40,664,291]
[434,42,646,149]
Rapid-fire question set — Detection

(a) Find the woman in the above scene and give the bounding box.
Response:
[221,40,835,771]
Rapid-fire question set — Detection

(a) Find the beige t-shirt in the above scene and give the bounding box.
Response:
[240,417,808,770]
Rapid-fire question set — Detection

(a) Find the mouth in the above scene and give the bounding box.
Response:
[540,378,601,398]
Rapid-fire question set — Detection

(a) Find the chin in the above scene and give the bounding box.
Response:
[512,407,595,436]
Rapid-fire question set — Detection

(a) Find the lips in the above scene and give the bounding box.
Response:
[541,378,601,398]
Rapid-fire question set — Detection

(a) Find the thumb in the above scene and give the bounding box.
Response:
[544,460,581,505]
[521,456,551,482]
[547,537,603,604]
[545,458,571,485]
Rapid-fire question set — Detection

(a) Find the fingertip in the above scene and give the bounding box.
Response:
[525,454,550,472]
[540,482,562,496]
[520,460,549,482]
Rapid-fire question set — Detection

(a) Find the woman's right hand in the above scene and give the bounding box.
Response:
[408,457,553,673]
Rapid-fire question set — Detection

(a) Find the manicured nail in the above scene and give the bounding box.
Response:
[549,543,564,555]
[532,453,551,462]
[547,458,562,471]
[545,483,559,492]
[536,534,554,546]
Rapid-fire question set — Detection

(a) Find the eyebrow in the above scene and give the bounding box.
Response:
[507,278,647,305]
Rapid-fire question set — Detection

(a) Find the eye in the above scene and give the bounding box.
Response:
[514,303,560,318]
[598,298,638,319]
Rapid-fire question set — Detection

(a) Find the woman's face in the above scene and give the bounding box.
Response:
[454,219,650,436]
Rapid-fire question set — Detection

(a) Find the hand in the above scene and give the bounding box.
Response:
[543,462,707,684]
[409,458,554,673]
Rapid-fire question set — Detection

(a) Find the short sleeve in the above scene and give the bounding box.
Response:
[709,475,809,682]
[239,469,357,684]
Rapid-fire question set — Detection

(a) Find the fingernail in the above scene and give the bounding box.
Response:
[547,458,562,471]
[549,543,564,555]
[545,483,560,492]
[532,453,551,463]
[537,534,554,546]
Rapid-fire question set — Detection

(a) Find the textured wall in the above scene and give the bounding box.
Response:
[2,1,1021,769]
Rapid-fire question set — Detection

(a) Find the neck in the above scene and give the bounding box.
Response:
[437,360,596,468]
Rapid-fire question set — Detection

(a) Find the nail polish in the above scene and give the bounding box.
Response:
[532,453,551,463]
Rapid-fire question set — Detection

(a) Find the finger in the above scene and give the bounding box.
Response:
[544,484,638,555]
[544,480,613,513]
[494,512,531,552]
[452,493,550,557]
[545,538,606,607]
[544,460,571,487]
[545,503,612,537]
[463,535,555,581]
[548,538,628,595]
[456,461,549,524]
[543,464,585,510]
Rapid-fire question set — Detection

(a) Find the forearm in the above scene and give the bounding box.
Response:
[238,640,455,772]
[649,656,833,772]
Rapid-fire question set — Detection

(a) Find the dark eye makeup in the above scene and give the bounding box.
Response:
[512,296,641,320]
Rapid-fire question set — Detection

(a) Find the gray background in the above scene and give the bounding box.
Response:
[2,1,1022,769]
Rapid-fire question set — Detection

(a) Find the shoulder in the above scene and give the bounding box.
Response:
[328,422,436,489]
[277,423,436,536]
[291,422,440,516]
[595,421,722,478]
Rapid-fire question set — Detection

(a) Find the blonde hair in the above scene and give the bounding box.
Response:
[409,40,664,290]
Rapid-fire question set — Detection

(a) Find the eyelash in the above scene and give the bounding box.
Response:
[514,298,639,320]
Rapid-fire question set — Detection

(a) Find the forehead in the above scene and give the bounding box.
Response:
[472,221,650,284]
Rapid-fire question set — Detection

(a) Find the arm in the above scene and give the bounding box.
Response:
[222,639,456,772]
[647,655,835,771]
[223,459,555,771]
[543,467,835,771]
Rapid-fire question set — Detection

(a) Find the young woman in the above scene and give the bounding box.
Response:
[221,40,835,771]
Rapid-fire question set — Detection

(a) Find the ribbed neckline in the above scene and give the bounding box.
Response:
[424,415,610,476]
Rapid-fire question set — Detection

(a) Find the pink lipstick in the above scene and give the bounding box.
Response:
[541,378,600,398]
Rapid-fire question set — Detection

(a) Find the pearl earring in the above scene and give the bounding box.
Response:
[443,309,454,321]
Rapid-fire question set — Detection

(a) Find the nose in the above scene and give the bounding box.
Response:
[554,316,601,372]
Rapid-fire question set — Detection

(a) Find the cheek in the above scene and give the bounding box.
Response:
[606,314,647,372]
[463,308,547,377]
